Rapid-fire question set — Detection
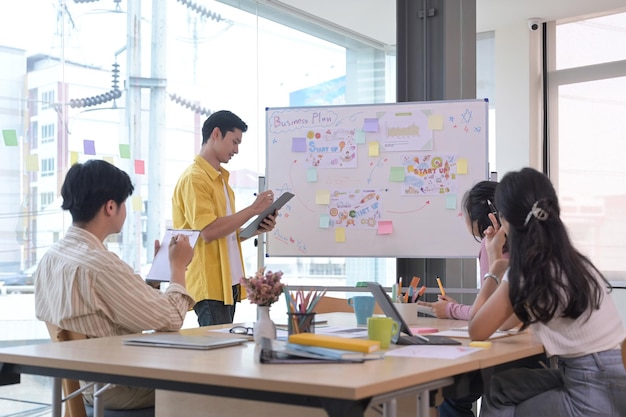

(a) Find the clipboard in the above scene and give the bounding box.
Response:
[239,192,294,239]
[145,229,201,282]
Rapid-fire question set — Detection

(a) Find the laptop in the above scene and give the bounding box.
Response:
[123,333,248,350]
[366,282,461,346]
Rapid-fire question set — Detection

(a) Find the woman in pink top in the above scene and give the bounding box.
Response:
[419,180,508,320]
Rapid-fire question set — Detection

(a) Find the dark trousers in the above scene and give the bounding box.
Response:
[193,285,240,327]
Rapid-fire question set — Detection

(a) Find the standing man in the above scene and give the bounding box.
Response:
[35,159,195,410]
[172,110,276,327]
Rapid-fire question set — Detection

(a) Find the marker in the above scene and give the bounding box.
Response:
[436,276,446,296]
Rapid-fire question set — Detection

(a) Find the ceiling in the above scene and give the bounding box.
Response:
[277,0,626,46]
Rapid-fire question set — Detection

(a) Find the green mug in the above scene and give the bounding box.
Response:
[367,316,399,349]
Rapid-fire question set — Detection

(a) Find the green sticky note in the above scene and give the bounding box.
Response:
[119,144,131,159]
[389,167,405,182]
[2,130,18,146]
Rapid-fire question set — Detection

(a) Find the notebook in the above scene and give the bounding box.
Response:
[433,326,522,340]
[145,229,201,282]
[123,333,248,350]
[366,282,461,346]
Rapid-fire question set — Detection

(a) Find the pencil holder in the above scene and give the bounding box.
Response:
[287,312,316,335]
[393,302,419,325]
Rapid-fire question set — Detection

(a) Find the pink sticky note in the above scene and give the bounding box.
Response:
[377,220,393,235]
[134,159,145,175]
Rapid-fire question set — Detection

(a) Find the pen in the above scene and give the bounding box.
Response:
[436,276,446,296]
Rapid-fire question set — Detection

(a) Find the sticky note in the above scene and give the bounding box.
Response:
[291,137,306,152]
[307,167,318,182]
[377,220,393,235]
[119,144,131,159]
[389,167,405,182]
[446,195,457,209]
[368,141,379,157]
[319,214,330,228]
[335,227,346,242]
[457,158,468,174]
[315,189,330,205]
[132,195,143,212]
[469,341,492,349]
[70,151,78,165]
[103,156,114,165]
[2,129,18,146]
[83,140,96,155]
[355,129,366,144]
[25,154,39,172]
[134,159,145,175]
[362,118,379,132]
[428,115,444,130]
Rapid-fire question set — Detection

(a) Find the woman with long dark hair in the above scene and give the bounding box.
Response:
[469,167,626,416]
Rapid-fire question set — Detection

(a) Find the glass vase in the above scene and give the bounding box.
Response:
[253,305,276,344]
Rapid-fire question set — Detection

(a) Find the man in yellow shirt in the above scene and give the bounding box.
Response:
[172,110,276,326]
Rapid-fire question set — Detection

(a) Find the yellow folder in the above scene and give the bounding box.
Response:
[288,333,380,353]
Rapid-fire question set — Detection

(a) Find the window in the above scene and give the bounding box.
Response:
[41,158,54,177]
[550,12,626,281]
[40,192,55,209]
[41,90,55,110]
[41,123,54,144]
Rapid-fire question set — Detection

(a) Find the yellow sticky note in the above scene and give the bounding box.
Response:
[428,114,444,130]
[469,341,492,349]
[368,141,379,157]
[457,158,468,174]
[315,189,330,205]
[335,227,346,242]
[70,151,79,165]
[132,195,143,212]
[103,156,114,165]
[25,154,39,172]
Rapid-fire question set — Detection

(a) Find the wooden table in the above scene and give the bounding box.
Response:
[0,314,543,417]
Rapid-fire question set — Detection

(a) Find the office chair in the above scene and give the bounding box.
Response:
[45,322,155,417]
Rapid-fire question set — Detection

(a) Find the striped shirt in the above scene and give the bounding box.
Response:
[35,226,195,338]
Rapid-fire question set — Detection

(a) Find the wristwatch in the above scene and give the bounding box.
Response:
[483,272,500,285]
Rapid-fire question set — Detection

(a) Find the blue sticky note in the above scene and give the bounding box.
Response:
[355,129,366,144]
[446,195,457,209]
[292,137,306,152]
[319,213,330,228]
[84,140,96,155]
[362,118,379,132]
[307,167,318,182]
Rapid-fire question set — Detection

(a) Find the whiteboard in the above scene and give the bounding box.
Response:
[265,99,488,258]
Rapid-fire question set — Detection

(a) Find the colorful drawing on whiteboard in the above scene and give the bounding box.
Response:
[377,110,433,152]
[327,188,383,229]
[304,128,357,168]
[401,154,458,195]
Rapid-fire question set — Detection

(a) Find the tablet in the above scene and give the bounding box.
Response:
[145,229,201,282]
[240,192,294,239]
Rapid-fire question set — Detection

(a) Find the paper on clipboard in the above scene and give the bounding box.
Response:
[239,192,294,239]
[145,229,201,282]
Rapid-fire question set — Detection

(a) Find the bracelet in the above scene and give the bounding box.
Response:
[483,272,500,285]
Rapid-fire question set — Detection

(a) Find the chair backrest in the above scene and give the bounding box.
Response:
[313,295,384,314]
[45,322,89,417]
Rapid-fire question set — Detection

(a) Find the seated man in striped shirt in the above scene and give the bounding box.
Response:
[34,159,196,411]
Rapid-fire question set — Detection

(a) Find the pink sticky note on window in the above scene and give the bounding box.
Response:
[377,220,393,235]
[134,159,145,175]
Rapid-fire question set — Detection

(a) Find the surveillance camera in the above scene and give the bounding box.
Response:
[528,18,541,31]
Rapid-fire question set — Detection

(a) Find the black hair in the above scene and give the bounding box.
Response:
[61,160,134,223]
[201,110,248,145]
[495,167,608,329]
[462,180,498,241]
